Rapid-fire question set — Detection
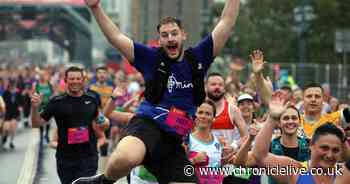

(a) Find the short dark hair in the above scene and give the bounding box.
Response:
[8,79,17,88]
[65,66,84,79]
[157,16,183,32]
[202,99,216,117]
[311,123,345,145]
[283,105,301,121]
[206,72,224,83]
[303,82,323,93]
[280,86,292,93]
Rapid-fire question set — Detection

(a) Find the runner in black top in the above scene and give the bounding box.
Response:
[31,66,110,184]
[2,80,22,149]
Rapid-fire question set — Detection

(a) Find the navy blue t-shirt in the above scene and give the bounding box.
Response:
[133,34,214,133]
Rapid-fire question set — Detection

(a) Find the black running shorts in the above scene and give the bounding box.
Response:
[126,115,197,184]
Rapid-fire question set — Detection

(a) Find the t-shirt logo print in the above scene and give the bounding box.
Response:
[197,63,203,70]
[167,74,177,93]
[85,101,91,105]
[167,74,194,93]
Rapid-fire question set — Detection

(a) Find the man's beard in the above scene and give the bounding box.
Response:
[97,78,106,84]
[164,44,183,61]
[174,45,183,61]
[207,91,225,102]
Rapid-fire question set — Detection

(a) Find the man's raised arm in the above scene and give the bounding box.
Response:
[212,0,240,57]
[86,0,134,63]
[30,93,47,128]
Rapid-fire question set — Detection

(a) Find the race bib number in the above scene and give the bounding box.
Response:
[165,107,193,136]
[67,127,89,144]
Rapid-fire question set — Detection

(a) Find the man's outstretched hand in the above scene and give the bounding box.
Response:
[250,49,266,74]
[269,90,289,120]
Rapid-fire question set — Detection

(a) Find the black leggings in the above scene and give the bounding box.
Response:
[39,124,51,138]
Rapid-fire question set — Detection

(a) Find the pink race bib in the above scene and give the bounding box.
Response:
[165,107,193,136]
[188,151,209,166]
[67,127,89,144]
[196,170,224,184]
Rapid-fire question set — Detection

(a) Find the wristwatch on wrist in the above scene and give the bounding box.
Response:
[96,112,105,125]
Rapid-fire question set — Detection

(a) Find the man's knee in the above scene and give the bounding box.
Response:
[111,126,119,134]
[109,136,146,168]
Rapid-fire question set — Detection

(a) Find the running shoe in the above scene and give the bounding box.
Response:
[9,142,15,149]
[1,136,7,145]
[72,174,115,184]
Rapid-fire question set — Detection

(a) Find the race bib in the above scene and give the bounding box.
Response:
[165,107,193,136]
[67,127,89,144]
[196,169,224,184]
[189,151,209,166]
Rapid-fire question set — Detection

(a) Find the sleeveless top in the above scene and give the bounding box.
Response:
[189,133,223,184]
[211,100,240,145]
[212,100,235,129]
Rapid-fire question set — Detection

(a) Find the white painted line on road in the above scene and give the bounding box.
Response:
[39,178,49,182]
[16,129,40,184]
